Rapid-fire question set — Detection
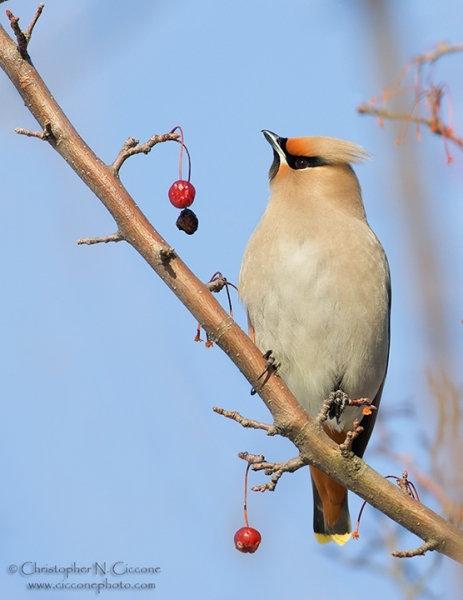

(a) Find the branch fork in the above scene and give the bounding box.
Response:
[111,132,180,173]
[238,451,305,493]
[6,3,44,61]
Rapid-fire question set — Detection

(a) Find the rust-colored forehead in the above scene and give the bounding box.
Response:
[285,137,316,157]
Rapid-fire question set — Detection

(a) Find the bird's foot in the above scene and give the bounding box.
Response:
[316,389,349,426]
[250,350,281,395]
[328,390,349,424]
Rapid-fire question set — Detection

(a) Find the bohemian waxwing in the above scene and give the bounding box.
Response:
[239,131,391,545]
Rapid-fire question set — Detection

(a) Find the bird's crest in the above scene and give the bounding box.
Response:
[286,137,369,165]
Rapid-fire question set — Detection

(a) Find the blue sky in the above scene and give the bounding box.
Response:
[1,1,463,598]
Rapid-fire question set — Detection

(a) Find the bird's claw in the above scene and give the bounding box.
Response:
[250,350,281,395]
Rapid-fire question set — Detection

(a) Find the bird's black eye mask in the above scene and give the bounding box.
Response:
[269,137,328,180]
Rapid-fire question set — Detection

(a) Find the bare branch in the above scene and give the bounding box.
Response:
[415,41,463,64]
[238,453,306,493]
[15,123,55,140]
[25,3,44,41]
[358,104,463,148]
[77,232,124,246]
[111,133,180,173]
[6,9,29,60]
[392,539,439,559]
[358,42,463,156]
[213,407,278,435]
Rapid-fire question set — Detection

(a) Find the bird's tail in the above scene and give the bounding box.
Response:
[310,466,351,546]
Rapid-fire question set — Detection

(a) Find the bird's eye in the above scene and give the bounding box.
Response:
[294,157,309,170]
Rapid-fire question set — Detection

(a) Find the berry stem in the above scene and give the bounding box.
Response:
[170,125,192,182]
[170,125,184,180]
[243,463,250,528]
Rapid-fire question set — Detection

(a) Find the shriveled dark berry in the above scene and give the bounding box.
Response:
[176,208,199,235]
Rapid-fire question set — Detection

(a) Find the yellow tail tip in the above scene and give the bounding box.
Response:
[314,532,351,546]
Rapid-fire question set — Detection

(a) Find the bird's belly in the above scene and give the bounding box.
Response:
[242,240,389,431]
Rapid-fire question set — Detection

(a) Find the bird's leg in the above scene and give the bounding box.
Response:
[250,350,281,395]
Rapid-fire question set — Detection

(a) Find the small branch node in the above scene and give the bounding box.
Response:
[339,419,364,457]
[196,272,238,346]
[206,276,227,294]
[385,470,421,502]
[77,232,124,246]
[213,406,278,435]
[159,246,176,261]
[15,122,55,141]
[392,539,439,559]
[238,451,266,465]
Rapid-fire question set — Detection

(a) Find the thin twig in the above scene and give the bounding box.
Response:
[358,43,463,156]
[237,452,305,492]
[392,539,439,559]
[15,123,54,140]
[77,232,124,246]
[25,3,44,40]
[6,9,29,60]
[358,104,463,148]
[111,133,180,173]
[415,42,463,64]
[251,456,305,492]
[213,407,278,435]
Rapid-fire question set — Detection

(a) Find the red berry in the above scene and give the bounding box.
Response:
[234,526,262,553]
[168,180,196,208]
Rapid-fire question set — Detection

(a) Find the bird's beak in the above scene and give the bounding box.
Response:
[262,130,286,161]
[262,130,281,150]
[263,130,287,181]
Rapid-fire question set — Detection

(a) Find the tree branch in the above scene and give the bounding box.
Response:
[358,42,463,156]
[111,133,180,173]
[357,104,463,149]
[1,19,463,563]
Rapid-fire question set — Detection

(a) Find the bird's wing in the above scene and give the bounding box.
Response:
[352,280,391,459]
